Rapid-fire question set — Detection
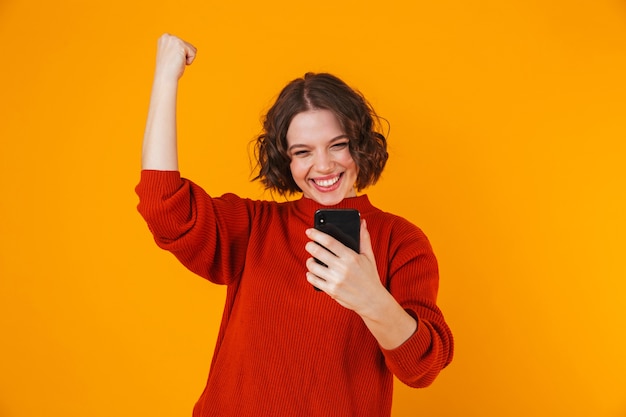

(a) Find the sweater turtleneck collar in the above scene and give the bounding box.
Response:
[292,194,378,221]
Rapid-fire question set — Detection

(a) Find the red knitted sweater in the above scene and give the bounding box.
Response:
[136,170,453,417]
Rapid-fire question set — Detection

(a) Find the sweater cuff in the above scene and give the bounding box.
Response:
[380,316,434,383]
[137,169,183,198]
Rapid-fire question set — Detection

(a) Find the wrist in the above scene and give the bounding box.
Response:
[357,286,395,322]
[359,290,418,350]
[152,71,180,90]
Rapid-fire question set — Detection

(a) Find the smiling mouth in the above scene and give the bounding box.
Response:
[312,173,342,188]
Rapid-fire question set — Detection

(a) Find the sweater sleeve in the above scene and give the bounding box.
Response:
[379,219,454,388]
[135,170,252,285]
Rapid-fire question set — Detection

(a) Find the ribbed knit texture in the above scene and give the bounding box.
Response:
[136,170,453,417]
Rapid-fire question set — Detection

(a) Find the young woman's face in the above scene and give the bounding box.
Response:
[286,109,358,206]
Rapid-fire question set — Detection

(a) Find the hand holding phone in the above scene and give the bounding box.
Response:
[312,209,360,290]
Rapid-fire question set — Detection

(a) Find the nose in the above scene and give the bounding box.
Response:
[313,150,335,173]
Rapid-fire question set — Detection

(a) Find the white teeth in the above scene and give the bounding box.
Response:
[314,176,340,187]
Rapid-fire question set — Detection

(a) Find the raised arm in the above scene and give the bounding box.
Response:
[142,34,197,170]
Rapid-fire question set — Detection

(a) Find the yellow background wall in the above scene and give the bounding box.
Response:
[1,1,625,416]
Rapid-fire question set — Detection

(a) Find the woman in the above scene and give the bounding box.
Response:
[137,34,453,417]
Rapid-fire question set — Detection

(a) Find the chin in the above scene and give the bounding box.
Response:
[309,191,353,206]
[317,197,343,206]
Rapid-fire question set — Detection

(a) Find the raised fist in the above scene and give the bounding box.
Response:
[153,33,197,81]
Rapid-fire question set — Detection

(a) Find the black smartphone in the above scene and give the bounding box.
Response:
[312,209,361,291]
[314,209,361,255]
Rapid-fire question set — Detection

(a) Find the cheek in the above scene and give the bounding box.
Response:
[340,152,358,172]
[289,160,305,180]
[344,155,359,182]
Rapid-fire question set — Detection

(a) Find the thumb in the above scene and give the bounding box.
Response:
[183,42,197,65]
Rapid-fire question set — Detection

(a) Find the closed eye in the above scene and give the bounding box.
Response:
[331,142,349,150]
[292,149,310,157]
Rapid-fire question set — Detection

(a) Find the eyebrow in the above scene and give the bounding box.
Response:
[287,135,349,152]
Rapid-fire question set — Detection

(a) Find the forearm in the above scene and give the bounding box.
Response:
[141,77,179,170]
[141,34,197,171]
[360,290,418,350]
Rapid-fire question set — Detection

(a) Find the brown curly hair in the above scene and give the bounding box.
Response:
[252,73,388,195]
